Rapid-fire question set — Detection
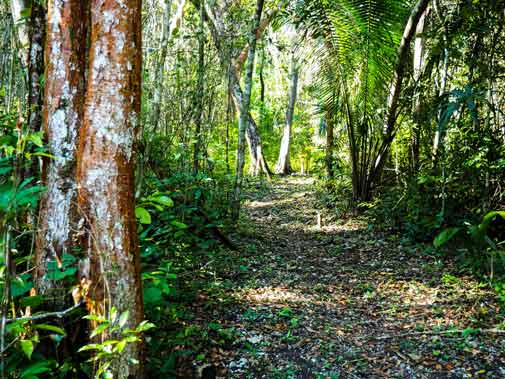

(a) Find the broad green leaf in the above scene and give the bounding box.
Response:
[11,276,33,298]
[77,343,101,352]
[90,322,110,338]
[135,320,155,333]
[150,195,174,207]
[118,311,129,328]
[171,220,188,229]
[20,340,34,360]
[434,227,461,248]
[20,361,51,378]
[135,207,152,224]
[26,133,44,147]
[477,211,505,237]
[115,340,127,353]
[83,314,106,322]
[34,324,66,336]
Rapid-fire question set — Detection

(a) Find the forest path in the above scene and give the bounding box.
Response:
[191,176,504,379]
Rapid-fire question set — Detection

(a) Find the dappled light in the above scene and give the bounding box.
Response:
[1,0,503,377]
[183,178,505,378]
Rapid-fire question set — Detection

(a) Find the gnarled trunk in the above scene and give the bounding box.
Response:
[77,0,144,376]
[204,1,272,177]
[231,0,264,221]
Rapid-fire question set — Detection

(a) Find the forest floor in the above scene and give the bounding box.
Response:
[180,176,505,379]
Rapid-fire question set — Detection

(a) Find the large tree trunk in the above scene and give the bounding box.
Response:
[231,0,264,221]
[35,0,88,297]
[275,50,299,175]
[77,0,144,377]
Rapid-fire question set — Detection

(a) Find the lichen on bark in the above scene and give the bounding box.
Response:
[77,0,144,377]
[35,0,88,297]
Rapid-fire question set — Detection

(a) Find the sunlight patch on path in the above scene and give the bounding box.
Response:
[236,286,315,304]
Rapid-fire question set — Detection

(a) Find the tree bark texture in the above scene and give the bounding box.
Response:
[9,0,30,66]
[35,0,88,297]
[27,0,45,135]
[149,0,172,133]
[77,0,144,377]
[275,51,299,175]
[231,0,264,221]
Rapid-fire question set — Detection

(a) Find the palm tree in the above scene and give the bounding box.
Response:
[293,0,430,202]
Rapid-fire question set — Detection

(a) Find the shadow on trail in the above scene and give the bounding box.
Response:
[188,177,504,379]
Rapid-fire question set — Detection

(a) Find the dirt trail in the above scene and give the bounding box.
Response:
[193,177,504,379]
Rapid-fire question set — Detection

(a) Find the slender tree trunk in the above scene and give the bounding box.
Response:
[150,0,172,133]
[9,0,29,67]
[325,111,335,178]
[275,50,298,175]
[432,23,449,164]
[410,7,428,174]
[27,1,45,134]
[225,75,232,174]
[35,0,88,297]
[24,1,45,180]
[234,78,272,178]
[231,0,264,221]
[259,47,265,104]
[193,0,205,174]
[77,0,144,376]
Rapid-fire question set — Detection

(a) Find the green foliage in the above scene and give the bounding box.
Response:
[434,210,505,278]
[0,112,44,223]
[137,172,237,375]
[80,308,155,379]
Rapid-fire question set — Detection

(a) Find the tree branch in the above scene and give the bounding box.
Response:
[6,302,82,324]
